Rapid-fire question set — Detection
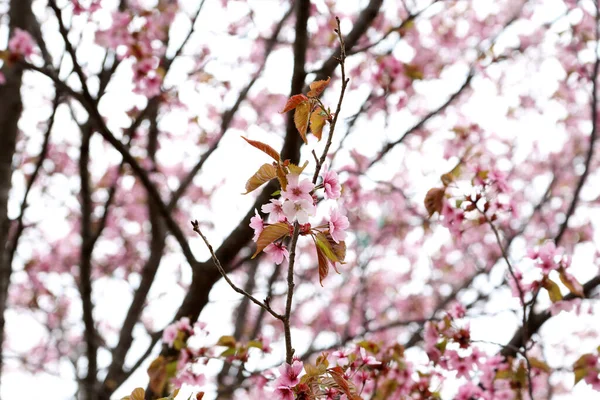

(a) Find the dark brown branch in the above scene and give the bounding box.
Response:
[78,125,99,399]
[45,0,199,270]
[0,0,33,388]
[501,275,600,358]
[100,103,168,398]
[151,0,385,390]
[368,70,474,169]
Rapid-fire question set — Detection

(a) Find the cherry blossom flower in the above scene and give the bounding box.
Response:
[328,209,349,243]
[281,174,314,203]
[0,72,5,85]
[172,369,206,388]
[8,28,35,58]
[261,199,286,222]
[249,209,263,242]
[448,302,466,319]
[162,323,179,347]
[359,347,381,366]
[282,199,316,224]
[264,243,289,264]
[322,165,341,200]
[276,359,303,387]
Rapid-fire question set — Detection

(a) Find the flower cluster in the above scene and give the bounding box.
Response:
[95,5,177,97]
[250,170,348,270]
[8,28,35,60]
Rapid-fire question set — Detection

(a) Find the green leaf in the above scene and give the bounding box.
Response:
[216,335,237,347]
[220,347,237,357]
[574,367,588,385]
[241,137,280,162]
[543,278,563,303]
[529,357,551,373]
[244,163,276,194]
[294,101,310,143]
[358,340,380,354]
[252,222,290,258]
[288,160,309,175]
[314,232,340,263]
[494,369,512,380]
[247,340,263,349]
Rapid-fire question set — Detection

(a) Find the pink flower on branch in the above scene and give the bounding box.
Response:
[249,209,264,242]
[281,174,314,203]
[321,164,341,200]
[328,208,349,243]
[262,199,286,223]
[8,28,35,58]
[275,359,303,387]
[282,199,316,224]
[264,242,289,265]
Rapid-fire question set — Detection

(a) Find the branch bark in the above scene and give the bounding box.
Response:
[0,0,33,387]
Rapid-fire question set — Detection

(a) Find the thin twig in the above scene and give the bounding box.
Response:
[478,206,533,400]
[283,222,300,364]
[312,17,349,183]
[191,220,282,320]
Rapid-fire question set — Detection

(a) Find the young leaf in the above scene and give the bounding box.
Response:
[310,107,327,141]
[528,357,551,373]
[288,160,309,175]
[276,163,288,191]
[280,94,309,113]
[307,77,331,98]
[244,163,277,194]
[147,356,168,395]
[315,242,329,286]
[314,232,340,263]
[241,137,280,162]
[121,388,145,400]
[424,187,445,217]
[216,335,237,347]
[329,366,361,400]
[543,278,563,303]
[558,269,584,297]
[252,222,290,258]
[294,101,310,143]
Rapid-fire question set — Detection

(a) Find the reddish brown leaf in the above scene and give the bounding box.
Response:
[280,94,309,113]
[315,242,329,286]
[294,101,310,143]
[276,163,288,191]
[121,388,145,400]
[244,163,277,194]
[307,77,331,97]
[241,136,280,161]
[315,232,340,263]
[329,366,361,400]
[252,222,290,258]
[147,356,168,396]
[310,107,327,141]
[424,187,445,217]
[196,393,205,400]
